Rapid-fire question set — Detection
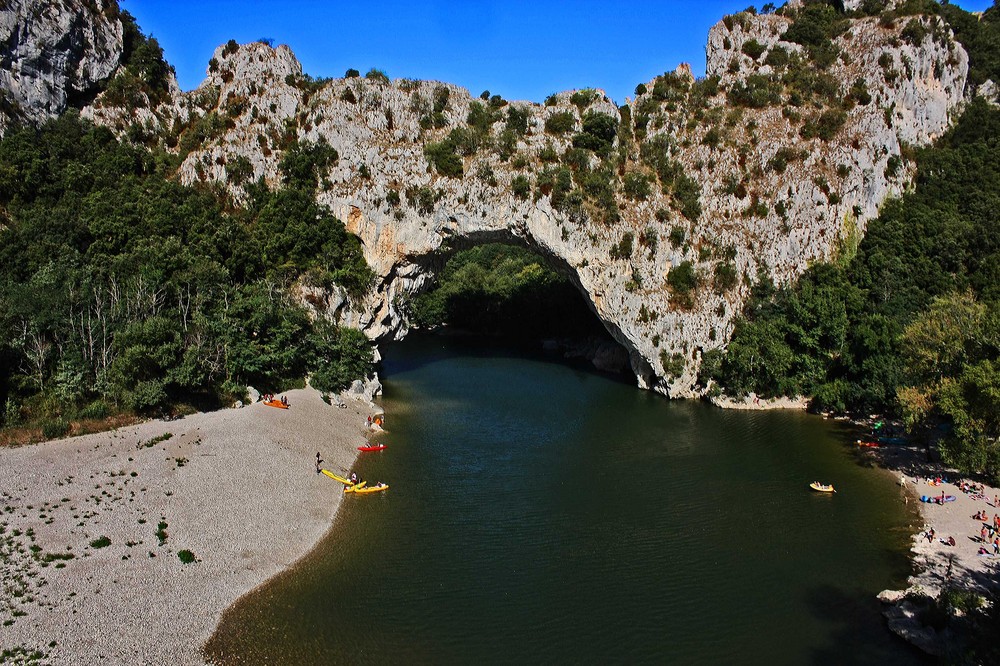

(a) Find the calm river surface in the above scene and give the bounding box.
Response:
[208,335,924,665]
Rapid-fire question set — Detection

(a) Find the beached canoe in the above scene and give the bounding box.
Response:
[809,482,836,493]
[347,483,389,494]
[263,399,288,409]
[358,444,386,452]
[320,469,352,485]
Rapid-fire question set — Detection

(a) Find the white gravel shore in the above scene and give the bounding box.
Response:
[871,441,1000,654]
[0,388,375,665]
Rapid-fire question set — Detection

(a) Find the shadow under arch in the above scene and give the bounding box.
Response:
[383,229,639,381]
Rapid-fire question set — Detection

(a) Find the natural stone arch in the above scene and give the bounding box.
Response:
[340,203,656,385]
[75,13,966,397]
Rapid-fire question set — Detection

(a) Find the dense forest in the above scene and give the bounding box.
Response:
[704,2,1000,484]
[0,111,374,440]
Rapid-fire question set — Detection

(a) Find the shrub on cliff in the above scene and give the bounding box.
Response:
[364,68,389,84]
[727,75,781,108]
[423,140,463,178]
[741,39,767,61]
[572,111,618,157]
[545,111,576,135]
[667,261,699,309]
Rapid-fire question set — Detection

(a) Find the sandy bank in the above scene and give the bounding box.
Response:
[871,440,1000,654]
[0,387,375,664]
[709,393,809,410]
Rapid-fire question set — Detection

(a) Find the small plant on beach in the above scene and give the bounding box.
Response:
[139,432,172,449]
[156,521,168,545]
[177,549,196,564]
[89,536,111,549]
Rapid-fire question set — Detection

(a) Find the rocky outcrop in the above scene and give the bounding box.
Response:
[92,7,967,398]
[0,0,125,134]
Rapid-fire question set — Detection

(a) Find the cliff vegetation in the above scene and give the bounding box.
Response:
[707,2,1000,484]
[0,111,373,440]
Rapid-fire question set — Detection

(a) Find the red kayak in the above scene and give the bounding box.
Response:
[856,440,880,448]
[358,444,386,452]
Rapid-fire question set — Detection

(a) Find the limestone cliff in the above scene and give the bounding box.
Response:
[1,3,973,398]
[0,0,125,134]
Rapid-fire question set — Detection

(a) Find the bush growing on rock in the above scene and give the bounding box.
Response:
[660,351,686,378]
[610,232,634,260]
[364,68,389,84]
[713,262,739,293]
[623,171,653,200]
[406,186,440,214]
[544,111,576,135]
[423,140,463,178]
[572,111,618,157]
[651,71,690,102]
[667,260,699,309]
[512,175,531,200]
[505,105,529,136]
[764,46,790,69]
[570,89,598,110]
[727,74,781,108]
[90,536,111,549]
[800,108,847,141]
[741,39,767,61]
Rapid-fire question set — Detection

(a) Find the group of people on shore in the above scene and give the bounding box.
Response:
[262,393,288,406]
[924,482,1000,557]
[315,413,389,488]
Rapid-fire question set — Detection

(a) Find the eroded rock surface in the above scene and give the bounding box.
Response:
[0,3,974,397]
[0,0,125,133]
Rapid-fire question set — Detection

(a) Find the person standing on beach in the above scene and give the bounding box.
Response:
[316,452,323,473]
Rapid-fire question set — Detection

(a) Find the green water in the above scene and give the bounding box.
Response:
[207,335,924,665]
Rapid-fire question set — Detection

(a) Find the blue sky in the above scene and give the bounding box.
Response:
[123,0,995,105]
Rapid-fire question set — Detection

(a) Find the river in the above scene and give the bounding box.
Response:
[206,334,924,665]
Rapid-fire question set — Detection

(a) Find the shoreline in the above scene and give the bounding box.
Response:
[708,393,810,411]
[868,440,1000,655]
[0,387,375,665]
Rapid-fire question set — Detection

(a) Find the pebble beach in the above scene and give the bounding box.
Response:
[0,388,376,665]
[873,440,1000,654]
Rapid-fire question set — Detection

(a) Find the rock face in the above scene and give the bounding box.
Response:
[0,3,972,398]
[0,0,125,134]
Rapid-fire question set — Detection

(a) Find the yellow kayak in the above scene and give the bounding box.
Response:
[809,482,836,493]
[347,483,389,494]
[321,469,352,485]
[344,481,368,493]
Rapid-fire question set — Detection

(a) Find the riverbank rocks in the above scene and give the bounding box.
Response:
[879,591,949,657]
